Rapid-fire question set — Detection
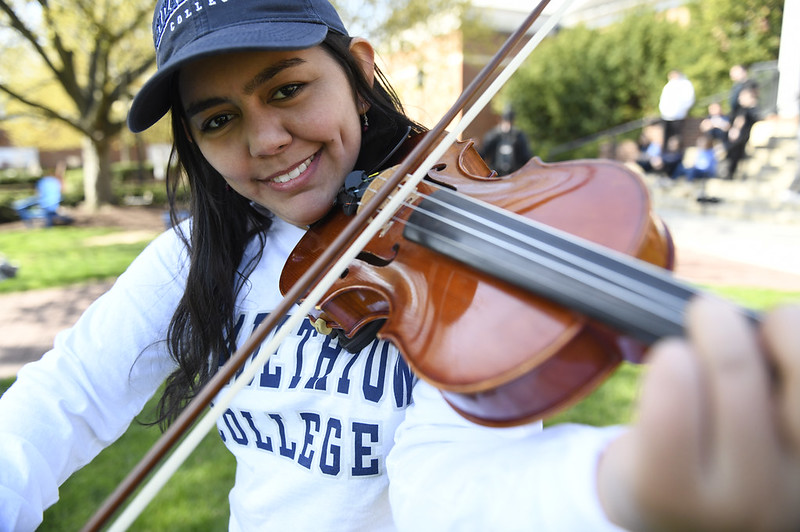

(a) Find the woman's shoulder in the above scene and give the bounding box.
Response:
[118,219,193,288]
[148,219,192,259]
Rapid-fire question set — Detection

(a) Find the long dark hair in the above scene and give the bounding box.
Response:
[155,32,425,428]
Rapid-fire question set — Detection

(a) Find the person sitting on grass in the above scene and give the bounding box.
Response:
[13,162,73,228]
[675,134,718,182]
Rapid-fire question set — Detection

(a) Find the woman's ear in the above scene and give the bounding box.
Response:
[349,38,375,90]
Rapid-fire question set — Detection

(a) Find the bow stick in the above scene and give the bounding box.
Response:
[83,0,576,529]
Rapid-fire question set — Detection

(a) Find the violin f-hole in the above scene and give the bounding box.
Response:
[355,243,399,268]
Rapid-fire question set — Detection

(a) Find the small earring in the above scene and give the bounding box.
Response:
[361,113,369,132]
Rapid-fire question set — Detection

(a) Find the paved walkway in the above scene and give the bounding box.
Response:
[0,281,114,379]
[1,211,800,379]
[659,209,800,291]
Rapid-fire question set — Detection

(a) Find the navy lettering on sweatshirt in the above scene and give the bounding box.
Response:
[221,312,415,408]
[214,311,417,476]
[218,408,385,478]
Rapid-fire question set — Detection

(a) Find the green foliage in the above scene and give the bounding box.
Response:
[0,169,39,185]
[0,160,176,222]
[503,1,784,159]
[0,0,156,207]
[681,0,784,102]
[687,0,783,65]
[0,0,154,130]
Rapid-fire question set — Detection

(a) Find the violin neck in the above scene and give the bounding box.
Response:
[404,187,701,345]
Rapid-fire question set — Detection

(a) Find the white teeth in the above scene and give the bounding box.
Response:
[272,154,314,183]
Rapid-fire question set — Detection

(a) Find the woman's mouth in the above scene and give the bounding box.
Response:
[272,154,315,184]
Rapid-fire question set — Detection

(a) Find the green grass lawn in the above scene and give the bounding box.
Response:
[1,222,799,529]
[0,226,156,293]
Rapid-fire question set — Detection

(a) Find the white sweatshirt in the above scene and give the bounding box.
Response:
[0,217,626,531]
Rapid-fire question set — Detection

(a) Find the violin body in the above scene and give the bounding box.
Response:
[279,139,674,426]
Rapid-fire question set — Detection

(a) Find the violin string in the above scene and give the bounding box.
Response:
[396,179,691,317]
[404,200,686,339]
[404,196,686,339]
[417,188,692,313]
[362,171,685,309]
[359,173,690,338]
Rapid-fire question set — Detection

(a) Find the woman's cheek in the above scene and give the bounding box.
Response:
[202,146,242,182]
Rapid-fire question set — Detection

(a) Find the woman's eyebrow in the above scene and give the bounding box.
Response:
[184,97,228,119]
[183,57,307,119]
[243,57,306,95]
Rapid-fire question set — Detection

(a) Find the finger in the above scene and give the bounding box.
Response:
[762,304,800,448]
[685,297,777,493]
[632,337,704,510]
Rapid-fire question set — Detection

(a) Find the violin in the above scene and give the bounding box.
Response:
[280,135,684,426]
[83,0,761,526]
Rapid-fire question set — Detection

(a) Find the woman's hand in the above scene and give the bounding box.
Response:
[598,298,800,531]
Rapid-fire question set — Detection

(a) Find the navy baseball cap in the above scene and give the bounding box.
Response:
[128,0,349,133]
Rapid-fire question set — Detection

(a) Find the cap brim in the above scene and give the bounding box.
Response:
[128,21,330,133]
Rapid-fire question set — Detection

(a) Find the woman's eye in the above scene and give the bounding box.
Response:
[272,83,303,101]
[201,113,233,132]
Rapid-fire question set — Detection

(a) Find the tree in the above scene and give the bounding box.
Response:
[0,0,155,208]
[681,0,783,102]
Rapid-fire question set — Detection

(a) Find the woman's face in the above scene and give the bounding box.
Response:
[179,43,373,227]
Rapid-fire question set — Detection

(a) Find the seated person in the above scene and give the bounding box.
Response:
[638,135,683,179]
[636,133,663,174]
[698,102,731,146]
[674,134,718,182]
[13,162,72,227]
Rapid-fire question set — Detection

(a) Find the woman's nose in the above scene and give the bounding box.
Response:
[246,113,291,158]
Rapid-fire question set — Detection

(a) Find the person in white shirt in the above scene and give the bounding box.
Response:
[658,69,696,146]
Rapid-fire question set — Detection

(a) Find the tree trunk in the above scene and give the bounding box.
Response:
[81,135,115,210]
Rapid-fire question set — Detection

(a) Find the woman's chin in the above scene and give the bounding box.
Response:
[282,202,336,228]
